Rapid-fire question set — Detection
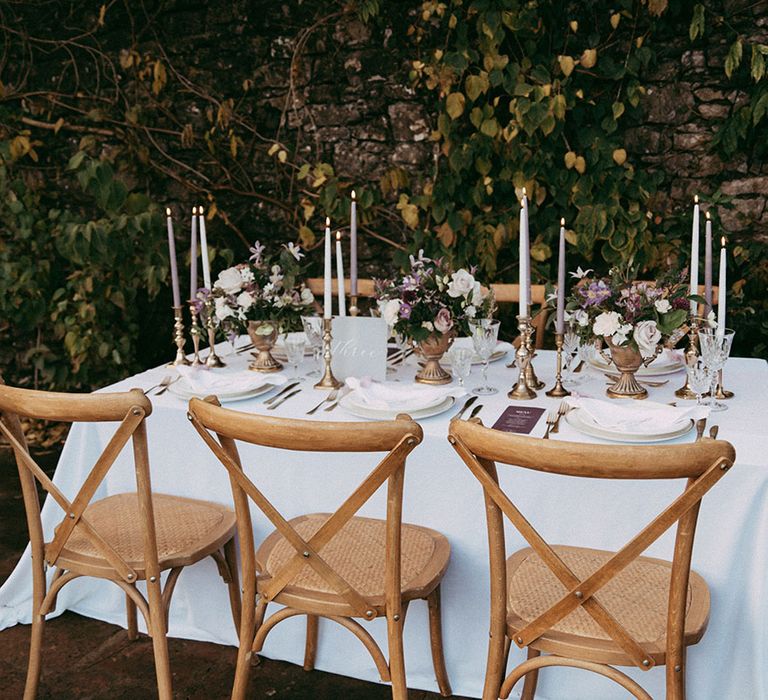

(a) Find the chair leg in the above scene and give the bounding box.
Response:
[426,587,452,697]
[146,578,173,700]
[126,592,138,641]
[232,597,266,700]
[666,649,686,700]
[23,611,45,700]
[303,614,319,671]
[387,611,408,700]
[520,648,541,700]
[483,630,508,700]
[223,538,242,635]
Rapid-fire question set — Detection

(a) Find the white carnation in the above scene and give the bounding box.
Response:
[654,298,671,313]
[593,311,622,337]
[378,299,401,327]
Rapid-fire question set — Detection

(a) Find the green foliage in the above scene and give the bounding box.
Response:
[0,145,168,390]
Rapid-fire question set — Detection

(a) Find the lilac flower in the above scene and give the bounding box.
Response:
[399,302,412,319]
[249,241,266,265]
[579,280,612,306]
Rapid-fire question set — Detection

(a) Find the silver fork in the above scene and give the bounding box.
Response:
[551,401,570,433]
[154,376,180,396]
[543,411,558,439]
[324,387,351,412]
[306,388,339,415]
[144,375,172,395]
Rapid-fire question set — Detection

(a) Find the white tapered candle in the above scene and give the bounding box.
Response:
[166,208,181,307]
[189,207,199,300]
[198,207,211,290]
[323,218,332,319]
[336,231,347,317]
[556,218,566,334]
[518,188,530,315]
[716,237,726,339]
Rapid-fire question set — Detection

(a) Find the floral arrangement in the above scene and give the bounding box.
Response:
[565,266,690,356]
[374,251,495,343]
[206,241,315,334]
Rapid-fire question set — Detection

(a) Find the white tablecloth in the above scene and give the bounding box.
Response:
[2,344,767,699]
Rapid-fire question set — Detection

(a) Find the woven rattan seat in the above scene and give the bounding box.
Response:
[506,545,709,664]
[257,513,449,607]
[54,492,236,578]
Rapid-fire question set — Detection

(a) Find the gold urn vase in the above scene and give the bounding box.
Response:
[602,337,658,400]
[415,332,453,385]
[247,320,283,372]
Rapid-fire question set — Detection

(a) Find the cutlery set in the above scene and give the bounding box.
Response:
[144,375,179,395]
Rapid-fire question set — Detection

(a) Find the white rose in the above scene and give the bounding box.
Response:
[471,281,486,306]
[633,320,662,357]
[379,299,401,327]
[214,296,235,321]
[213,267,244,294]
[593,311,622,338]
[236,291,255,310]
[447,269,476,298]
[300,287,315,305]
[654,298,671,313]
[573,309,589,327]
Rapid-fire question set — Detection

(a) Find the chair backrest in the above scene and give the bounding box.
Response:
[0,382,160,586]
[307,277,377,298]
[448,417,735,671]
[489,283,549,349]
[187,398,423,619]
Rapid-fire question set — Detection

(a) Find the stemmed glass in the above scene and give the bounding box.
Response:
[698,327,735,412]
[301,316,323,377]
[685,358,712,406]
[469,318,500,395]
[448,346,473,389]
[562,320,583,386]
[284,333,307,379]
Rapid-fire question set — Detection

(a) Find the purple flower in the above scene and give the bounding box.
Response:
[579,280,612,307]
[249,241,266,265]
[399,302,412,319]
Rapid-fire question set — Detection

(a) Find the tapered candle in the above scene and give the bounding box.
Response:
[336,231,347,317]
[556,218,566,334]
[716,236,726,339]
[704,211,713,309]
[189,206,199,300]
[165,208,181,307]
[518,188,529,315]
[690,195,700,316]
[350,190,358,297]
[198,207,212,290]
[323,217,332,319]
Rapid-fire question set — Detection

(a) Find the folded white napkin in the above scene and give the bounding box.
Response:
[175,365,287,395]
[345,376,465,411]
[566,396,708,434]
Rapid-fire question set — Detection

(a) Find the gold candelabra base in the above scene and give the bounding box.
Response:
[545,333,571,398]
[168,306,191,366]
[508,315,537,400]
[349,295,359,317]
[314,318,342,389]
[188,300,203,367]
[203,298,225,368]
[715,370,734,399]
[674,319,699,400]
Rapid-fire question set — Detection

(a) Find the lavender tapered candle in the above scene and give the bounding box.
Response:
[189,206,198,300]
[704,211,713,309]
[350,190,358,297]
[690,195,700,316]
[336,231,347,317]
[556,218,566,334]
[166,208,181,307]
[518,189,529,315]
[323,217,332,320]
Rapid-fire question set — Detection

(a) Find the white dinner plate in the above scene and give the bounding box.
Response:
[339,394,456,421]
[168,379,277,403]
[565,408,693,443]
[346,391,447,414]
[588,354,685,377]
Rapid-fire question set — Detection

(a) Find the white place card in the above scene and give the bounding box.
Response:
[331,316,388,381]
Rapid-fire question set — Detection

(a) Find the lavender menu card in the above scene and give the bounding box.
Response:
[491,406,545,434]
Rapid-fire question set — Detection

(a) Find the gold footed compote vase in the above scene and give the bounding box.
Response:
[415,332,453,385]
[599,338,661,400]
[247,320,283,372]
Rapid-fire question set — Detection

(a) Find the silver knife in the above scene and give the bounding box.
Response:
[468,403,483,420]
[263,381,300,405]
[452,395,478,420]
[267,388,301,410]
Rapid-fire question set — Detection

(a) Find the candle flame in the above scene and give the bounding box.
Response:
[336,231,342,241]
[721,236,726,247]
[560,217,565,226]
[199,206,205,215]
[325,216,331,227]
[522,186,527,196]
[694,194,699,204]
[192,206,197,214]
[351,189,356,200]
[706,211,711,220]
[166,207,171,216]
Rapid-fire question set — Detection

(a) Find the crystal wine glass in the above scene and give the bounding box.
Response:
[562,320,583,387]
[469,318,500,395]
[284,333,307,379]
[301,316,323,377]
[698,327,735,412]
[448,346,473,388]
[685,358,712,406]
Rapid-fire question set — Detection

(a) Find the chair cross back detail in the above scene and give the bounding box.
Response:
[448,419,735,673]
[188,399,421,619]
[0,392,151,584]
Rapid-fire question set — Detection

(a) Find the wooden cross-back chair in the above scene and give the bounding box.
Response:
[489,284,549,349]
[448,418,736,700]
[188,398,452,700]
[0,383,241,700]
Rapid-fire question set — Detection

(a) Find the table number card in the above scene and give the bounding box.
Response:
[331,316,388,381]
[492,406,545,434]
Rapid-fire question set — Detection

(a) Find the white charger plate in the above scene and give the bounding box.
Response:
[588,355,685,377]
[340,394,456,421]
[168,379,277,403]
[565,408,693,443]
[345,390,447,414]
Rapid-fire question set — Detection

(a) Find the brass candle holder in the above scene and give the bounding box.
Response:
[545,332,570,397]
[508,315,537,400]
[203,297,225,368]
[715,370,734,399]
[168,306,191,366]
[314,317,342,389]
[188,300,203,366]
[674,317,700,400]
[349,294,359,317]
[524,319,545,390]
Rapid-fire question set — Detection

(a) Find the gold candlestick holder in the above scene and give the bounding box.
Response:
[715,370,734,399]
[168,306,191,366]
[314,317,342,389]
[188,300,203,366]
[508,315,537,400]
[203,297,225,368]
[524,321,545,390]
[674,317,699,400]
[349,294,359,317]
[545,332,570,397]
